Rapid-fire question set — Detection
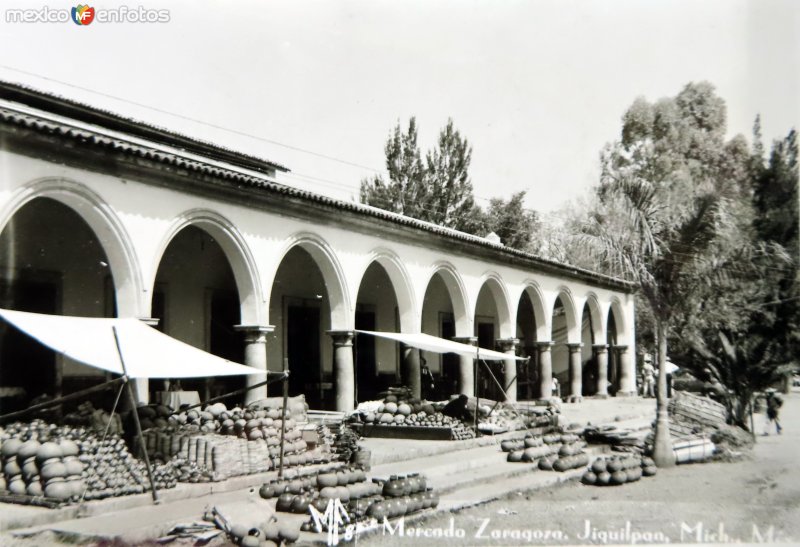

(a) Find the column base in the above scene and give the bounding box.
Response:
[537,396,561,404]
[566,395,583,403]
[593,393,609,400]
[615,391,637,398]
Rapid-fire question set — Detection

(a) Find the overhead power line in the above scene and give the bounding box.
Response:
[0,65,544,211]
[0,64,383,173]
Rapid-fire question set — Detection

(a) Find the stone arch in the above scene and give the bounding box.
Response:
[359,249,418,333]
[519,280,550,341]
[474,272,514,339]
[0,178,143,316]
[583,292,606,344]
[153,209,263,325]
[553,286,580,344]
[609,296,629,345]
[424,262,471,336]
[269,232,351,330]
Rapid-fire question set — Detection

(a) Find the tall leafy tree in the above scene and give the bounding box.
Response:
[361,118,483,233]
[360,117,426,218]
[483,191,541,252]
[581,82,746,466]
[424,119,478,231]
[752,128,799,362]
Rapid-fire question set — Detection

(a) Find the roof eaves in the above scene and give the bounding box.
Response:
[0,102,635,292]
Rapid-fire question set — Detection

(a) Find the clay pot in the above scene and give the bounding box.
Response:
[591,459,607,474]
[606,458,622,473]
[67,479,86,498]
[311,497,329,513]
[335,486,350,502]
[582,471,597,485]
[1,438,23,458]
[287,480,303,494]
[63,457,84,476]
[8,477,26,495]
[276,489,294,512]
[367,501,387,520]
[26,480,43,496]
[262,519,281,542]
[396,497,408,516]
[37,442,64,464]
[383,476,403,498]
[44,478,71,500]
[290,492,311,514]
[317,472,337,488]
[4,458,21,477]
[626,467,642,482]
[18,440,41,462]
[21,457,39,481]
[610,470,627,485]
[278,521,300,543]
[41,461,68,481]
[259,483,276,499]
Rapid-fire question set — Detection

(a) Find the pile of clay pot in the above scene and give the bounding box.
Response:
[139,401,332,475]
[145,402,306,444]
[259,466,439,527]
[1,435,85,500]
[580,454,657,486]
[224,517,301,546]
[0,421,170,503]
[360,395,476,440]
[502,432,590,471]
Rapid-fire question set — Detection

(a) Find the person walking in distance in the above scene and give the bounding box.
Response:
[764,389,783,435]
[642,356,656,398]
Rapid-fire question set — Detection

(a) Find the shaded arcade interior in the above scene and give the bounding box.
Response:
[0,198,633,415]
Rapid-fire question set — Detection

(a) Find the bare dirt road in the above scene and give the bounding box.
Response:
[356,392,800,546]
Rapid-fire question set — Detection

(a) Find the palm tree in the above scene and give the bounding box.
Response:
[687,330,788,430]
[581,83,743,466]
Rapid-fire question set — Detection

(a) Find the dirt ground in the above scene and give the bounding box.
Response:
[354,392,800,546]
[4,395,796,546]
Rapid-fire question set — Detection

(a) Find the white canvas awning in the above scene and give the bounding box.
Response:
[0,308,266,379]
[355,330,527,361]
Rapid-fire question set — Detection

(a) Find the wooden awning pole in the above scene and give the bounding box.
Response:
[278,357,289,478]
[112,326,159,503]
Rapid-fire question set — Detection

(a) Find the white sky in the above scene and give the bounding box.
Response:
[0,0,797,214]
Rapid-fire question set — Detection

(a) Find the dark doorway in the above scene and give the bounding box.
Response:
[208,289,245,400]
[439,313,458,397]
[287,304,322,408]
[607,313,618,395]
[477,322,501,400]
[355,309,377,403]
[0,277,59,412]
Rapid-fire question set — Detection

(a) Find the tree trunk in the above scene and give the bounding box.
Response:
[652,320,675,467]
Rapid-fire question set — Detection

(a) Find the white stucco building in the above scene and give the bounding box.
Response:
[0,81,637,412]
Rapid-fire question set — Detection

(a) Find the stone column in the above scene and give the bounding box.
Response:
[614,345,636,396]
[593,344,609,399]
[132,317,160,405]
[401,344,421,399]
[536,341,554,400]
[327,330,355,412]
[453,336,477,397]
[234,324,274,405]
[495,338,519,403]
[567,343,583,403]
